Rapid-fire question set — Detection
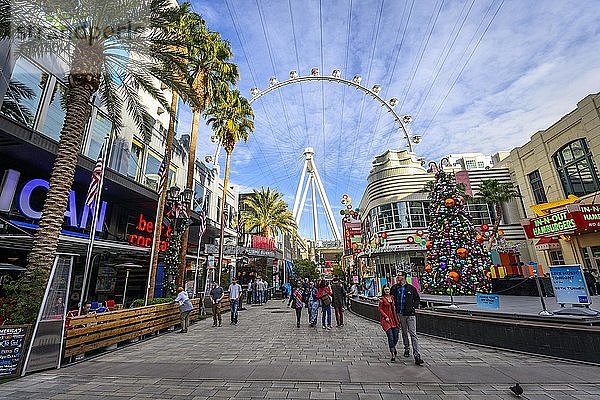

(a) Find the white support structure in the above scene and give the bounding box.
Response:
[292,148,342,242]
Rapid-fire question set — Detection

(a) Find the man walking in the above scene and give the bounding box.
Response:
[228,278,242,324]
[331,278,346,327]
[210,281,224,327]
[174,286,194,333]
[390,271,424,365]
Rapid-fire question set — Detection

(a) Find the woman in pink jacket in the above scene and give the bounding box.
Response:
[378,285,400,361]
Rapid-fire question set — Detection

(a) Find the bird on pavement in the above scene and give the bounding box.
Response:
[509,383,523,397]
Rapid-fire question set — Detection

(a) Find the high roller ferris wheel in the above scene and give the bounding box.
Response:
[210,68,423,243]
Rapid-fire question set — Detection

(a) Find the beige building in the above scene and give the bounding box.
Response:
[501,92,600,271]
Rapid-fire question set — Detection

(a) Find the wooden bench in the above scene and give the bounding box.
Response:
[63,298,201,358]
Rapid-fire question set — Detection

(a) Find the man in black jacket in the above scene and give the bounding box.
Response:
[390,271,423,365]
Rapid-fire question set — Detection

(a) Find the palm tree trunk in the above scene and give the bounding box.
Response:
[217,149,232,285]
[148,91,179,301]
[488,203,504,252]
[177,108,201,287]
[15,81,95,324]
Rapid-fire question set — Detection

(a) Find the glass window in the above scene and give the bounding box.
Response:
[127,140,143,180]
[168,166,177,187]
[193,181,204,212]
[1,57,46,127]
[395,202,409,228]
[466,204,493,226]
[582,248,593,270]
[527,170,547,204]
[553,139,600,196]
[376,203,394,231]
[477,161,485,168]
[549,251,565,265]
[203,189,212,218]
[85,111,112,159]
[40,81,67,141]
[144,151,162,190]
[408,201,427,228]
[465,160,476,169]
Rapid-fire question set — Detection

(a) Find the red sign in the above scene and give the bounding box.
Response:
[127,213,172,251]
[252,235,275,250]
[522,204,600,239]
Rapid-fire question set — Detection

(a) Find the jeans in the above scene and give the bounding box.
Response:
[334,305,344,326]
[295,307,302,325]
[385,327,399,351]
[321,304,332,327]
[247,291,253,305]
[398,314,420,358]
[230,299,239,323]
[212,303,221,325]
[180,310,191,332]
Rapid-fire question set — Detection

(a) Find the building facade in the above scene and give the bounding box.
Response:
[0,53,239,305]
[501,92,600,272]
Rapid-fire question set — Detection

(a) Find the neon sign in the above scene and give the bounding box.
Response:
[0,169,106,232]
[127,213,171,251]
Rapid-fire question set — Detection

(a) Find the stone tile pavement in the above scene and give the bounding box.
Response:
[1,301,599,399]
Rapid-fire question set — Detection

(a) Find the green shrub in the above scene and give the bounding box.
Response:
[131,297,174,307]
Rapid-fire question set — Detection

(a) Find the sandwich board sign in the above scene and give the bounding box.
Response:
[549,264,591,305]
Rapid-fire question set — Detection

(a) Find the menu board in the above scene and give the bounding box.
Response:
[0,325,30,378]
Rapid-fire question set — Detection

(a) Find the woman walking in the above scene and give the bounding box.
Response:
[378,285,400,361]
[307,281,320,327]
[288,282,305,328]
[317,280,333,330]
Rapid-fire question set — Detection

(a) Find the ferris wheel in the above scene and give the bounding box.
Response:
[210,68,422,242]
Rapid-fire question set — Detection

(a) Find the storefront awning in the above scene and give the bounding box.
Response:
[534,237,560,251]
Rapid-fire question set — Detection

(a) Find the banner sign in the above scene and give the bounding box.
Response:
[353,275,359,284]
[0,325,30,378]
[476,293,500,309]
[522,204,600,238]
[549,264,591,305]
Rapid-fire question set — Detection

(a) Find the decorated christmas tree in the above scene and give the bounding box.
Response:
[422,164,491,295]
[162,232,181,296]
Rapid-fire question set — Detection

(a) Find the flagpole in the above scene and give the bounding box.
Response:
[78,135,111,314]
[193,216,203,298]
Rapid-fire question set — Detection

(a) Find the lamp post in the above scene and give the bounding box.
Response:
[163,186,194,295]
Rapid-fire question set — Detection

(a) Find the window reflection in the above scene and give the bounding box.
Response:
[1,57,46,127]
[86,111,112,159]
[40,81,67,141]
[144,152,162,190]
[127,141,143,180]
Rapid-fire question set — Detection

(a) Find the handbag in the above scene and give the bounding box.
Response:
[321,292,332,306]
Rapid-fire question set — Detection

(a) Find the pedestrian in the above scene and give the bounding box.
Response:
[247,280,253,306]
[584,269,597,296]
[347,281,358,310]
[307,281,320,327]
[252,279,258,304]
[390,271,424,365]
[378,285,399,361]
[317,280,333,330]
[174,287,194,333]
[331,278,346,327]
[228,278,242,324]
[209,281,224,327]
[288,282,305,328]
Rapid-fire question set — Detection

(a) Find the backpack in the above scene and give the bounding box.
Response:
[321,292,332,306]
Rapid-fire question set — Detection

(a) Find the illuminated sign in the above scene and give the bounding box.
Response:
[127,213,171,251]
[252,235,275,250]
[522,204,600,238]
[0,169,106,232]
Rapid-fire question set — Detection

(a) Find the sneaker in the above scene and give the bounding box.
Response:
[415,357,424,366]
[297,323,300,328]
[177,329,187,333]
[212,324,217,327]
[391,356,395,362]
[218,323,222,327]
[404,349,410,358]
[327,326,332,330]
[322,325,326,329]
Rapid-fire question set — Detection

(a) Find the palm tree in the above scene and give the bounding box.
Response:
[475,180,521,251]
[4,0,197,323]
[177,21,239,286]
[242,187,297,238]
[205,88,254,283]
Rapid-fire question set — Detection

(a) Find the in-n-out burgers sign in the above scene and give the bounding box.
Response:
[522,204,600,238]
[0,169,107,232]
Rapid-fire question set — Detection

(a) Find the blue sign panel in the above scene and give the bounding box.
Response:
[476,293,500,309]
[549,265,591,305]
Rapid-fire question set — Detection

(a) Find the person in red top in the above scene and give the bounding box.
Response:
[317,280,333,329]
[378,285,400,361]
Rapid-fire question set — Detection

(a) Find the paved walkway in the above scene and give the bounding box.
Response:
[2,301,600,399]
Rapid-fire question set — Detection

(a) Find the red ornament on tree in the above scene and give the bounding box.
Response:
[449,271,460,282]
[481,224,489,231]
[445,198,455,207]
[476,234,484,244]
[381,232,388,239]
[456,247,468,258]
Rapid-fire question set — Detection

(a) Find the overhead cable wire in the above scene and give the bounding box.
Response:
[288,0,310,142]
[423,0,505,134]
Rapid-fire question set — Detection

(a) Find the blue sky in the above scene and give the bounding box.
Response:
[179,0,600,240]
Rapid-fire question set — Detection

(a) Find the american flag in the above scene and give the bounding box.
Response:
[157,158,167,195]
[85,143,105,208]
[198,208,207,239]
